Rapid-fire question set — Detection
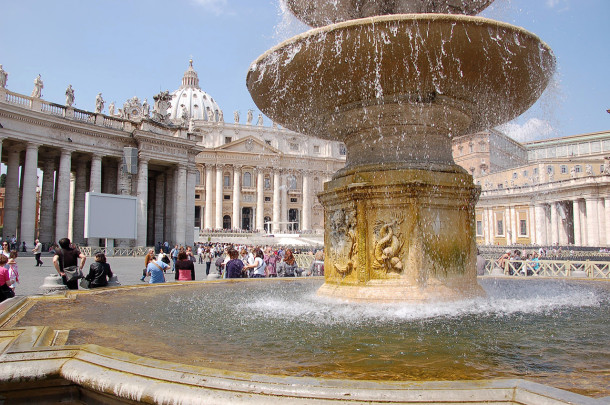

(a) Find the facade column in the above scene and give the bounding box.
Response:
[19,143,39,249]
[256,168,264,232]
[204,165,214,230]
[232,165,241,230]
[186,168,196,246]
[585,197,600,247]
[136,156,149,246]
[509,206,517,244]
[534,203,547,246]
[598,198,607,246]
[605,198,610,247]
[164,168,175,244]
[558,202,569,246]
[55,149,72,240]
[154,174,165,245]
[39,157,56,245]
[115,160,133,247]
[72,159,87,245]
[528,205,536,245]
[3,148,21,241]
[302,171,311,231]
[280,172,288,232]
[88,154,102,247]
[482,208,489,245]
[504,207,511,244]
[215,165,223,229]
[174,165,187,246]
[573,199,582,246]
[272,170,280,233]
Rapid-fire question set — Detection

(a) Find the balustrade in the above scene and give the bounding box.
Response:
[41,101,65,116]
[482,257,610,279]
[5,91,30,107]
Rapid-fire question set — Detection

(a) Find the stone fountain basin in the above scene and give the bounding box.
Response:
[247,14,555,143]
[0,279,608,403]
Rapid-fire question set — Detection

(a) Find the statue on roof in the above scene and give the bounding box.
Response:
[218,109,224,122]
[247,109,253,125]
[95,93,105,113]
[65,84,75,107]
[109,102,116,116]
[31,74,43,98]
[234,110,240,124]
[152,90,172,123]
[142,98,150,117]
[0,65,7,88]
[257,113,264,126]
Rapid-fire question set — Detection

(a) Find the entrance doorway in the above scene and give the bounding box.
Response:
[242,207,253,231]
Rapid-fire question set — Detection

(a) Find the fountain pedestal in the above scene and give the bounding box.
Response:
[318,165,483,301]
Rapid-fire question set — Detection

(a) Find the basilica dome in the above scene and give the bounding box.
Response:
[169,60,221,122]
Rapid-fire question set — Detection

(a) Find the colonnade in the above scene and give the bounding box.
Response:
[200,164,329,233]
[480,195,610,247]
[1,138,194,249]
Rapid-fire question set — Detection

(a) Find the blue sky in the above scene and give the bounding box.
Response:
[1,0,608,142]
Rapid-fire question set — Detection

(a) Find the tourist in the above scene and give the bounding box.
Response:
[497,250,511,271]
[0,255,14,302]
[1,242,10,258]
[85,252,113,288]
[146,257,169,284]
[52,238,86,290]
[186,246,196,263]
[141,249,155,281]
[197,245,204,264]
[170,245,179,272]
[225,248,244,279]
[175,251,195,281]
[310,249,325,276]
[32,239,43,266]
[157,248,170,268]
[204,248,212,276]
[264,247,278,277]
[244,248,265,278]
[476,249,486,276]
[279,249,298,277]
[6,253,19,295]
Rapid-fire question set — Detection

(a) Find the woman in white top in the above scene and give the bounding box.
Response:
[244,248,266,278]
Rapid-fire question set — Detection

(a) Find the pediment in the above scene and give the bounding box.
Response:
[216,135,281,154]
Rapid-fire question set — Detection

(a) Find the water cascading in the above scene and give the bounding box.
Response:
[247,0,555,301]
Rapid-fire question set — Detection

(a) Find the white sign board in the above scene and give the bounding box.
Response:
[84,192,138,239]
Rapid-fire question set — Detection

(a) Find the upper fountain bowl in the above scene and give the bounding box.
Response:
[247,14,555,153]
[285,0,495,27]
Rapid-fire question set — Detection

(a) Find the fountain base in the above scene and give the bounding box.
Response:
[318,165,484,302]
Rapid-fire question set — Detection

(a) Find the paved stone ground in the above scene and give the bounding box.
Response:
[13,253,218,297]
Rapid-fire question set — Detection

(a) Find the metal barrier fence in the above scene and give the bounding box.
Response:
[77,246,153,257]
[482,257,610,279]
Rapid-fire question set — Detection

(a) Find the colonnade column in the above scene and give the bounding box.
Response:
[215,165,223,229]
[39,158,56,245]
[256,168,264,231]
[482,208,489,245]
[3,149,21,241]
[534,203,547,246]
[597,199,607,246]
[559,202,569,245]
[272,170,280,233]
[136,156,149,246]
[302,171,311,231]
[204,165,214,230]
[164,169,174,244]
[115,162,133,247]
[72,159,87,245]
[174,165,187,246]
[573,199,582,246]
[19,143,39,249]
[585,197,600,247]
[232,166,241,230]
[550,202,559,246]
[88,155,102,247]
[186,168,196,246]
[55,150,72,240]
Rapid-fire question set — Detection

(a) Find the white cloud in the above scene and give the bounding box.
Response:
[498,118,555,142]
[191,0,228,15]
[545,0,569,11]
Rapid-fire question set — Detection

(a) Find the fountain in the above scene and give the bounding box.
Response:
[247,0,555,301]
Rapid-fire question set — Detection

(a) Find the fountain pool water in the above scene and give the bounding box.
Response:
[11,278,610,398]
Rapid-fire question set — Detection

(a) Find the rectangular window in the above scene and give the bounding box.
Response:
[476,220,483,236]
[547,165,553,174]
[224,195,230,200]
[339,144,347,156]
[496,219,504,236]
[289,143,299,151]
[522,170,528,177]
[264,196,271,202]
[520,219,527,236]
[195,194,201,200]
[560,165,568,174]
[290,198,298,203]
[512,172,518,179]
[224,136,232,144]
[223,175,230,187]
[313,145,320,153]
[575,165,582,173]
[533,167,539,175]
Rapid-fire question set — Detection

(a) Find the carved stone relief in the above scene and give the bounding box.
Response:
[329,207,357,276]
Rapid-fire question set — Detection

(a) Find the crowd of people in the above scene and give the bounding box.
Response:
[141,242,325,283]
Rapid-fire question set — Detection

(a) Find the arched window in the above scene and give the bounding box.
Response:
[243,171,252,187]
[287,175,297,190]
